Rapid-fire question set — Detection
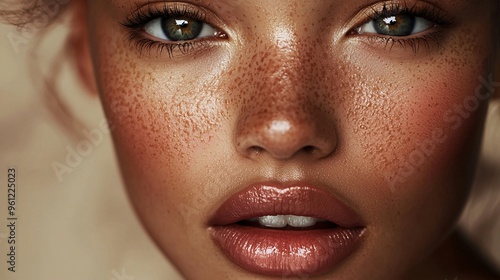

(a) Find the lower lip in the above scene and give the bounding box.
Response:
[210,224,365,277]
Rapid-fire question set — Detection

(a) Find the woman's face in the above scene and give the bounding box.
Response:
[86,0,497,278]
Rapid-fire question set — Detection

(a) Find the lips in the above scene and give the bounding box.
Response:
[209,182,366,277]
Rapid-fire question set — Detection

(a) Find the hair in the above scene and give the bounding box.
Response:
[0,0,69,32]
[1,0,86,140]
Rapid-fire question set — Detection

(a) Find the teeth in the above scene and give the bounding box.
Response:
[256,215,324,228]
[287,215,318,227]
[258,215,288,228]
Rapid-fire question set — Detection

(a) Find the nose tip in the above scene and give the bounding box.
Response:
[235,117,337,160]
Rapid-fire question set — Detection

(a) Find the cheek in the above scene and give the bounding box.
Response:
[348,68,486,180]
[341,38,493,229]
[91,31,234,228]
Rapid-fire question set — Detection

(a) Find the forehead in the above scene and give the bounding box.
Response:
[109,0,471,10]
[107,0,489,23]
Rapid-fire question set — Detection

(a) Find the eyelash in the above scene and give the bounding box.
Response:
[354,2,454,53]
[122,4,220,58]
[121,2,454,57]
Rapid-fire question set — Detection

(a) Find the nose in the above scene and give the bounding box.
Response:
[233,40,337,161]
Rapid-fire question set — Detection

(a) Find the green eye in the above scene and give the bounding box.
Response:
[374,15,415,36]
[161,16,203,41]
[145,16,217,41]
[358,14,434,37]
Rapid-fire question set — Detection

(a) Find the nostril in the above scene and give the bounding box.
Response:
[302,146,317,154]
[235,115,337,160]
[249,146,264,155]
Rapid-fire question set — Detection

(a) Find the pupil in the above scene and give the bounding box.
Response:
[176,19,189,28]
[383,16,397,25]
[161,16,203,41]
[374,14,415,36]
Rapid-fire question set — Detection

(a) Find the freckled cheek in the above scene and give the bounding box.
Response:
[96,65,232,218]
[345,65,488,197]
[400,75,487,165]
[339,69,488,236]
[104,89,223,168]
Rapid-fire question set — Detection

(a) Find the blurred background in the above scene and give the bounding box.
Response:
[0,10,500,280]
[0,20,182,280]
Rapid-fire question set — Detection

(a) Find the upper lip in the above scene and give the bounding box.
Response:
[209,181,364,228]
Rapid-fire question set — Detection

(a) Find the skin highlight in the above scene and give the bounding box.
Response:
[70,0,500,278]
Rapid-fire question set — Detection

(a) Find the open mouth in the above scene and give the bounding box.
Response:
[209,182,366,277]
[237,215,336,230]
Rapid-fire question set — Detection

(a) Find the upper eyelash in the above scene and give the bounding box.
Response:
[355,1,455,53]
[121,4,213,58]
[122,2,454,57]
[122,4,206,29]
[367,2,454,26]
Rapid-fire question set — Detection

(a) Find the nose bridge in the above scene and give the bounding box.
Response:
[232,24,337,160]
[246,26,322,115]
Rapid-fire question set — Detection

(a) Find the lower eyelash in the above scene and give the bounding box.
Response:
[356,1,454,53]
[125,2,453,57]
[127,31,199,58]
[365,28,450,54]
[122,3,213,58]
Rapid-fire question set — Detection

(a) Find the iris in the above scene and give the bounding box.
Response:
[373,15,416,36]
[161,16,203,41]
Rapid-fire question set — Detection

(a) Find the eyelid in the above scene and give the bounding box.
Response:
[356,16,435,36]
[144,18,219,42]
[123,2,229,35]
[124,2,204,27]
[121,2,229,57]
[348,1,454,36]
[343,1,455,54]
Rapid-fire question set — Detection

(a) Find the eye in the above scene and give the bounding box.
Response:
[357,14,435,36]
[145,16,218,41]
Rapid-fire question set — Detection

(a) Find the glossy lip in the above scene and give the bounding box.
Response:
[209,182,366,277]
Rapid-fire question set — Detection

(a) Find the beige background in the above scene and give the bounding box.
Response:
[0,15,500,280]
[0,21,182,280]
